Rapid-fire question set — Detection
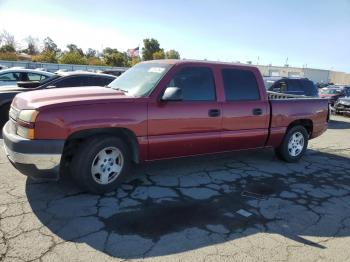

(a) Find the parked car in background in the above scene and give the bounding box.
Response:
[99,68,127,77]
[0,71,116,126]
[0,68,54,86]
[334,86,350,115]
[2,60,329,194]
[316,82,334,89]
[319,87,344,106]
[263,77,319,97]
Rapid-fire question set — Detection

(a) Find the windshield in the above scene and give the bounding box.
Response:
[320,89,341,95]
[107,63,172,97]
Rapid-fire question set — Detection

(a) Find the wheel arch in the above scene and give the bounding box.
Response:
[63,127,140,164]
[286,119,313,137]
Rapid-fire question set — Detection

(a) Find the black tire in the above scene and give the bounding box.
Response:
[0,104,10,128]
[70,136,131,194]
[275,125,309,163]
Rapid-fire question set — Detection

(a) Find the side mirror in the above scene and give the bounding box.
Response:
[161,87,183,101]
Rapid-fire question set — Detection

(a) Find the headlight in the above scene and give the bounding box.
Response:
[18,110,39,123]
[16,110,39,139]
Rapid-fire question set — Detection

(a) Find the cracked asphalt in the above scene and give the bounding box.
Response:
[1,115,350,262]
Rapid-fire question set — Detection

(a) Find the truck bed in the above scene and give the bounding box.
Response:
[267,91,317,100]
[267,93,329,147]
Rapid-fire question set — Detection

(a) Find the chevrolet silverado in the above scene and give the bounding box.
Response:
[3,60,329,194]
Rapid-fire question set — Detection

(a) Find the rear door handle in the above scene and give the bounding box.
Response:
[208,109,221,117]
[252,108,263,115]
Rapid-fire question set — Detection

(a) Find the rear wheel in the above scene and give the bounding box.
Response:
[70,136,131,194]
[275,126,308,162]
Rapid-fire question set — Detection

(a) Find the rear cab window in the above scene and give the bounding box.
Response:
[221,68,260,101]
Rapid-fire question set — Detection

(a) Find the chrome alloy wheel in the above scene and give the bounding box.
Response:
[287,132,305,157]
[90,147,124,185]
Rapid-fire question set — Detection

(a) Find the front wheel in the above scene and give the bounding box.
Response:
[70,136,131,194]
[275,126,309,162]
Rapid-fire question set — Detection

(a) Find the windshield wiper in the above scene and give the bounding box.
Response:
[114,87,128,93]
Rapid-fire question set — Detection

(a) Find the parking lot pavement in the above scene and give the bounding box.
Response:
[0,116,350,262]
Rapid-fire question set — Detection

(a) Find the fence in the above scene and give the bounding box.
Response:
[0,60,128,73]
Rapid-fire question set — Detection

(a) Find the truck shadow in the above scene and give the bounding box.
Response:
[328,118,350,129]
[25,148,350,259]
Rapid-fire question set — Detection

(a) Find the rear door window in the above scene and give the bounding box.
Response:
[222,68,260,101]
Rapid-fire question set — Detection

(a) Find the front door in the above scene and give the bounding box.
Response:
[148,66,222,160]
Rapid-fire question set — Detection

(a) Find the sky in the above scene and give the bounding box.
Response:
[0,0,349,72]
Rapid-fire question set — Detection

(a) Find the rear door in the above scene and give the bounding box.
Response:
[221,68,269,150]
[148,65,222,159]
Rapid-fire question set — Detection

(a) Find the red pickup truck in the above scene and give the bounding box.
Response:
[3,60,329,194]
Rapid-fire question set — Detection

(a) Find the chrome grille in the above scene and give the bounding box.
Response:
[9,106,20,121]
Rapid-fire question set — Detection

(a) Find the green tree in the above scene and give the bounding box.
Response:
[66,44,84,56]
[103,48,127,66]
[127,57,141,67]
[0,52,17,60]
[86,48,97,58]
[43,37,60,53]
[32,37,60,63]
[142,38,161,61]
[23,36,39,55]
[165,49,180,59]
[0,44,16,53]
[0,30,16,51]
[59,51,87,64]
[87,57,106,66]
[153,50,165,59]
[32,51,58,63]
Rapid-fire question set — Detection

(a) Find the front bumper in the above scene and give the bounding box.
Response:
[334,103,350,113]
[2,121,65,180]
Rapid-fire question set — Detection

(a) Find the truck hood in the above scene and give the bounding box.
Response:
[12,86,134,110]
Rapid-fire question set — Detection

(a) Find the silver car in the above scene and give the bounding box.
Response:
[0,68,54,86]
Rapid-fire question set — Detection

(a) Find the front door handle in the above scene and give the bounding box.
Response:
[208,109,221,117]
[252,108,263,115]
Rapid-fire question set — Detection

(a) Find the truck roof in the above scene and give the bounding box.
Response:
[142,59,258,70]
